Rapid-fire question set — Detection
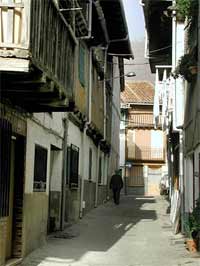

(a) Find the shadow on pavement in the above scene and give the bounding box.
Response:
[21,195,158,266]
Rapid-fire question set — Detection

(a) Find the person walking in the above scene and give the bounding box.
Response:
[110,170,123,205]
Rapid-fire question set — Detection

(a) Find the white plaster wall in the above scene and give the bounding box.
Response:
[184,155,194,212]
[25,118,63,194]
[151,130,163,148]
[120,130,125,167]
[83,134,98,183]
[173,22,185,130]
[33,112,64,136]
[68,121,99,183]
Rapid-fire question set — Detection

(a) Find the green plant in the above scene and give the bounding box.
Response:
[184,199,200,239]
[174,53,197,82]
[176,0,198,19]
[184,214,199,238]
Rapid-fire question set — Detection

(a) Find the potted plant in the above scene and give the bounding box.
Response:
[192,199,200,250]
[174,53,197,82]
[184,213,198,252]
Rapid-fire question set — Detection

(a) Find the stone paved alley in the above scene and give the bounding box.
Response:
[21,196,200,266]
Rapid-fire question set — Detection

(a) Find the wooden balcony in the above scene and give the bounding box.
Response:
[0,0,77,112]
[128,146,165,163]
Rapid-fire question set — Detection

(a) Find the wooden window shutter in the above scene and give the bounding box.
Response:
[79,44,85,87]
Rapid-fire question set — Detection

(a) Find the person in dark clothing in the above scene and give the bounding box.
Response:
[110,170,123,205]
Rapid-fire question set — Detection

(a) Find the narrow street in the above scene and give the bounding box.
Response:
[21,196,200,266]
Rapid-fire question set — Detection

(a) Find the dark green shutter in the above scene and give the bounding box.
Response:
[79,44,85,87]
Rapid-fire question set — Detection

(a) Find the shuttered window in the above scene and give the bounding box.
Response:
[69,144,79,188]
[66,146,71,185]
[33,145,48,192]
[79,44,85,87]
[0,119,12,217]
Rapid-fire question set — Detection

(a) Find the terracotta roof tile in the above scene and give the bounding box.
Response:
[121,81,154,104]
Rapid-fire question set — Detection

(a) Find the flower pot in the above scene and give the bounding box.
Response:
[186,238,197,253]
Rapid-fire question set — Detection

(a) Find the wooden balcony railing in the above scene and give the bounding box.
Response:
[0,0,77,111]
[30,0,76,95]
[129,146,165,162]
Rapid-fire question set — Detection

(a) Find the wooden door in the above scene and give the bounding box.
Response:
[6,140,15,259]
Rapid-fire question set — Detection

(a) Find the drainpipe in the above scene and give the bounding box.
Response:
[95,144,100,207]
[79,126,86,218]
[79,0,92,39]
[103,48,108,140]
[172,0,185,233]
[79,46,93,218]
[60,114,69,230]
[88,48,92,123]
[179,130,184,233]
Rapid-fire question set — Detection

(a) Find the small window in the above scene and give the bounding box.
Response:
[66,146,71,185]
[69,144,79,189]
[89,148,92,181]
[33,145,48,192]
[79,44,85,87]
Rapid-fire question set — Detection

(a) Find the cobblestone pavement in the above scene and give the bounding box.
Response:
[21,196,200,266]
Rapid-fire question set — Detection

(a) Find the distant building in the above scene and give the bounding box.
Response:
[120,82,167,196]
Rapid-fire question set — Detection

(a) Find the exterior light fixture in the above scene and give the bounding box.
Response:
[125,72,136,77]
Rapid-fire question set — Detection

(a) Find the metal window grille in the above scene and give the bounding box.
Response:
[98,156,102,184]
[0,119,12,217]
[33,145,48,192]
[69,144,79,188]
[66,146,71,185]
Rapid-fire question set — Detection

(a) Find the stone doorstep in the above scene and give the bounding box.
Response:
[5,258,22,266]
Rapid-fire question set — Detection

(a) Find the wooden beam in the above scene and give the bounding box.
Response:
[0,3,24,8]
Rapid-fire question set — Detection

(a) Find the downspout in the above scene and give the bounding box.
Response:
[103,48,108,140]
[95,144,100,207]
[79,47,93,218]
[80,126,86,218]
[60,114,68,230]
[79,0,93,39]
[172,0,184,233]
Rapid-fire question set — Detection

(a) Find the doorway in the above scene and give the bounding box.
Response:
[6,135,25,260]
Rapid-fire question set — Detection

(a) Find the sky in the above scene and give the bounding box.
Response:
[122,0,155,83]
[123,0,145,41]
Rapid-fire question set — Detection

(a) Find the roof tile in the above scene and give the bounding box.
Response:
[121,81,154,104]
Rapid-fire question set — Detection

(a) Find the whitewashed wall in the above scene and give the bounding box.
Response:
[25,115,63,194]
[184,155,194,212]
[67,120,100,183]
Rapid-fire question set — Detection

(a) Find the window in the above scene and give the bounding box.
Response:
[69,144,79,188]
[88,148,92,181]
[33,145,48,192]
[98,156,102,184]
[66,146,71,185]
[0,119,12,217]
[79,44,85,87]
